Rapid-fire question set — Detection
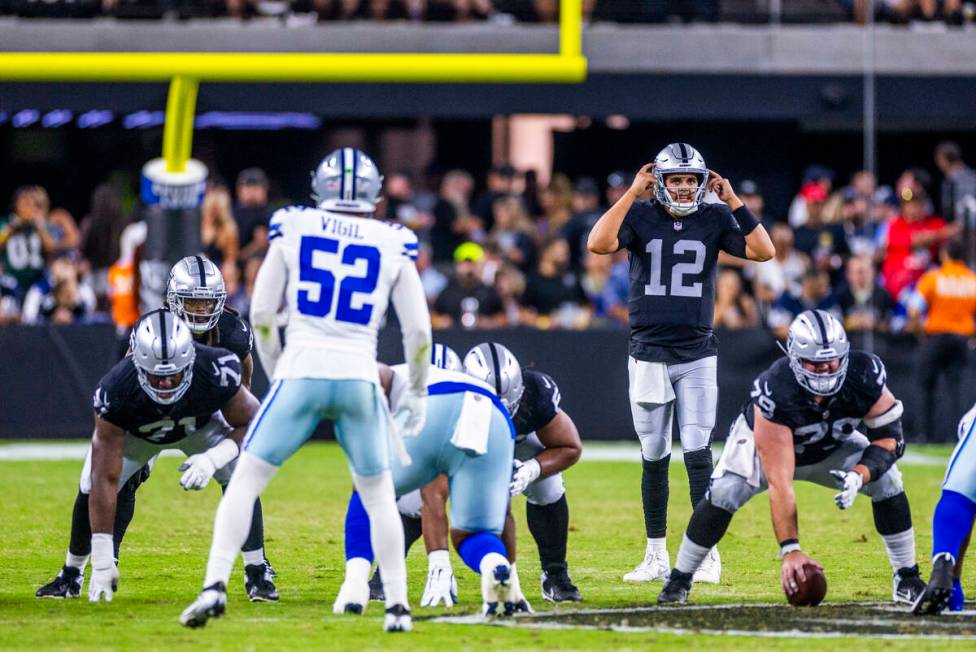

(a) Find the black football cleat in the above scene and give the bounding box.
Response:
[912,554,954,616]
[36,566,83,599]
[542,568,583,602]
[658,569,693,605]
[368,568,385,602]
[244,562,279,602]
[893,564,927,605]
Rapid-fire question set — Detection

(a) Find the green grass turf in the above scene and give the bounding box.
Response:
[0,442,965,651]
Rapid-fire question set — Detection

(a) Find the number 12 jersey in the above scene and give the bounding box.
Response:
[616,200,749,364]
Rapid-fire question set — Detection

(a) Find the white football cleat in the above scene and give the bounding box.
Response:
[333,578,370,615]
[480,553,516,617]
[692,547,721,584]
[508,563,534,614]
[180,582,227,629]
[384,604,412,632]
[623,547,670,582]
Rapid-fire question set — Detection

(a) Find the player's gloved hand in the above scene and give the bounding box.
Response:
[509,458,541,497]
[88,533,118,603]
[829,469,863,510]
[420,550,458,608]
[179,439,239,491]
[179,454,217,491]
[393,390,427,438]
[951,577,965,611]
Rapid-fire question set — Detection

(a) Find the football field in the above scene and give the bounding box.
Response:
[1,441,969,651]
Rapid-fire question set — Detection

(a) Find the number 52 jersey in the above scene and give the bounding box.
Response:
[263,206,420,383]
[616,200,748,364]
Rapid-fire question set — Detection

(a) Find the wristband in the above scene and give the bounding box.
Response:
[732,206,761,235]
[91,533,115,568]
[205,438,240,469]
[523,458,542,482]
[778,539,801,559]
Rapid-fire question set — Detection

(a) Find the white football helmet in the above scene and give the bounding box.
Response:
[311,147,383,214]
[784,309,850,396]
[464,342,525,413]
[654,143,708,217]
[130,309,196,405]
[431,343,462,371]
[166,255,226,334]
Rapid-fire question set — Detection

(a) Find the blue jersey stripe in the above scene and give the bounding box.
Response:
[243,379,283,449]
[427,380,515,439]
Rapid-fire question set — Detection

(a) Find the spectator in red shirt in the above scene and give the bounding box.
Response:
[881,186,958,301]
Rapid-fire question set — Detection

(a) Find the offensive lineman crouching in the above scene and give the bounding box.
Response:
[659,310,926,605]
[40,310,264,602]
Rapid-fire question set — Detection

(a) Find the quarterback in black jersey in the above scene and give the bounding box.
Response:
[36,311,278,603]
[588,143,775,584]
[659,310,926,606]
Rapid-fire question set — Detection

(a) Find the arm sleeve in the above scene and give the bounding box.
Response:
[390,257,432,395]
[720,208,748,258]
[249,237,288,379]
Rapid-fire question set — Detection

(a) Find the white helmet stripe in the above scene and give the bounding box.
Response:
[488,343,502,396]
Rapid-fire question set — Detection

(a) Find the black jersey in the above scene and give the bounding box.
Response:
[513,370,561,442]
[92,343,243,445]
[616,200,750,364]
[198,309,253,362]
[742,351,887,466]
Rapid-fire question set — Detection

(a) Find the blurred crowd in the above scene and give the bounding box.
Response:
[4,141,976,349]
[5,0,974,26]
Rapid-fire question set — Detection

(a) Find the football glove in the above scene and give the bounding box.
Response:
[179,439,238,491]
[420,550,458,608]
[510,458,541,496]
[393,391,427,438]
[829,469,863,510]
[88,534,118,603]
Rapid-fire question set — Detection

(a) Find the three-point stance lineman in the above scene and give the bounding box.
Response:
[48,309,263,603]
[587,144,774,583]
[181,148,431,633]
[658,310,926,605]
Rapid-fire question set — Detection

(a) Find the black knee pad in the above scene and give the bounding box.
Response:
[686,499,734,549]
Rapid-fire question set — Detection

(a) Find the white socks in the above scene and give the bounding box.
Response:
[675,534,710,574]
[882,528,916,572]
[242,547,265,567]
[353,470,408,608]
[343,557,372,586]
[647,537,668,554]
[204,453,278,588]
[66,552,89,572]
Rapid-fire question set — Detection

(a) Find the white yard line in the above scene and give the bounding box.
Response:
[0,442,951,467]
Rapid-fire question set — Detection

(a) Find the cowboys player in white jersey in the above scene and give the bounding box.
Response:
[659,310,926,605]
[587,144,775,584]
[180,148,431,633]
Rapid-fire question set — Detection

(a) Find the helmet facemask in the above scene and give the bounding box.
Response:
[788,352,849,396]
[136,364,195,405]
[168,289,225,334]
[655,171,707,217]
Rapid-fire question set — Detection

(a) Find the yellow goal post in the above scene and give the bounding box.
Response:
[0,0,586,173]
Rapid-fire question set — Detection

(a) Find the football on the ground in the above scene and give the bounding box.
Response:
[786,565,827,606]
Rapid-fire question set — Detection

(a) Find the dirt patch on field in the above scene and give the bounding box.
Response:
[433,603,976,639]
